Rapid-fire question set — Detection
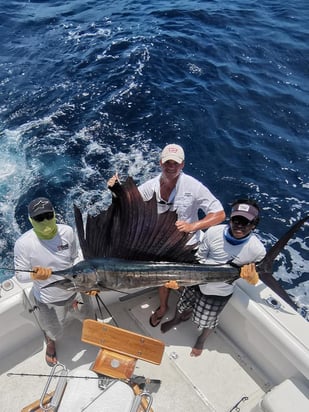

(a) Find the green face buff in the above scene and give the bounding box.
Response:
[29,216,57,240]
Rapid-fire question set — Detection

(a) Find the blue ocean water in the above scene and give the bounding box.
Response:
[0,1,308,311]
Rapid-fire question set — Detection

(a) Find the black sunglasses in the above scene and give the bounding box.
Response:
[158,200,173,206]
[231,217,254,227]
[33,212,54,222]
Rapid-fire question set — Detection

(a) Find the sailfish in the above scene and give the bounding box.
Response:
[46,177,308,311]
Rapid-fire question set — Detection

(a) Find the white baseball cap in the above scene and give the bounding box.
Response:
[160,144,185,164]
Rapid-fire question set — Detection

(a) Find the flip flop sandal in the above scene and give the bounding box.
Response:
[149,307,164,327]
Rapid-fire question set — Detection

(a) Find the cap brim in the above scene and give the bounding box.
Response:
[161,156,183,164]
[30,208,54,217]
[231,211,255,221]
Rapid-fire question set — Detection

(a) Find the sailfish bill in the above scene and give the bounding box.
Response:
[45,177,308,310]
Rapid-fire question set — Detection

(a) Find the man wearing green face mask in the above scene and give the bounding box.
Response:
[14,197,95,367]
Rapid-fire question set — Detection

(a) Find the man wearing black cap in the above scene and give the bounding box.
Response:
[14,197,95,366]
[161,198,266,357]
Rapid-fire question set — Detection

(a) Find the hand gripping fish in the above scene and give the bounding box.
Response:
[44,177,308,311]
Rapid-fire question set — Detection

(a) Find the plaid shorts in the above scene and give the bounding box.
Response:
[177,286,232,329]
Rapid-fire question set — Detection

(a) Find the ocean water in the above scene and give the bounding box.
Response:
[0,1,308,313]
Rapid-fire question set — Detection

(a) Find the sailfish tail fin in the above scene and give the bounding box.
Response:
[257,215,308,310]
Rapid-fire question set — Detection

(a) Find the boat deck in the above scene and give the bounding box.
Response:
[1,287,271,412]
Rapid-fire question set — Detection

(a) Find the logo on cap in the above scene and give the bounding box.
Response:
[231,203,259,221]
[160,144,185,164]
[32,200,49,211]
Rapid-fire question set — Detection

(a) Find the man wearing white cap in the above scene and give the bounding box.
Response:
[109,143,225,326]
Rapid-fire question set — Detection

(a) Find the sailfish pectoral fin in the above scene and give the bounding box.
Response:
[42,279,76,291]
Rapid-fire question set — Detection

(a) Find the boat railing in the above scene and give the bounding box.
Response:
[40,363,68,411]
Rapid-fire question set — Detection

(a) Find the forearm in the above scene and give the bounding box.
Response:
[178,210,226,233]
[193,210,225,231]
[15,259,32,283]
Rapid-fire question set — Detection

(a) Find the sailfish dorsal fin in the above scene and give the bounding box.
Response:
[74,177,198,262]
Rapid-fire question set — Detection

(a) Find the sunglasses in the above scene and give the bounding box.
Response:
[33,212,54,222]
[231,217,254,227]
[158,200,173,206]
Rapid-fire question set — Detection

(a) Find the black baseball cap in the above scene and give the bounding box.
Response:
[28,197,54,218]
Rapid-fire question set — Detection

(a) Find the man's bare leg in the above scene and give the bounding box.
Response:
[149,287,170,327]
[44,334,58,366]
[161,308,192,333]
[160,309,182,333]
[190,328,212,357]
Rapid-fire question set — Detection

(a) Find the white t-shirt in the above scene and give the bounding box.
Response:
[138,172,224,244]
[14,224,80,304]
[197,224,266,296]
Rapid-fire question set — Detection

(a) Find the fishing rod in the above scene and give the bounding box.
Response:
[7,372,161,386]
[0,267,33,272]
[7,372,104,380]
